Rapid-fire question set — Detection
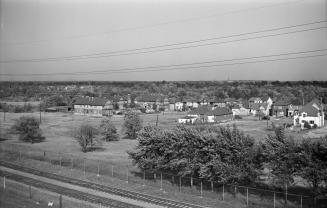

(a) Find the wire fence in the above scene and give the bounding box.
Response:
[0,174,107,208]
[1,142,326,208]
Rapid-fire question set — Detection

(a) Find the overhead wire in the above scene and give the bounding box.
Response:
[0,0,306,46]
[1,21,326,63]
[2,48,326,76]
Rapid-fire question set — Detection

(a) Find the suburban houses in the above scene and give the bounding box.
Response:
[70,95,325,129]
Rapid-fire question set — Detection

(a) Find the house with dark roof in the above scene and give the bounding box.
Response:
[185,106,232,123]
[73,97,113,116]
[272,100,292,117]
[293,99,324,128]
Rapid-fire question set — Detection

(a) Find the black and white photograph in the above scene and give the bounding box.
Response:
[0,0,327,207]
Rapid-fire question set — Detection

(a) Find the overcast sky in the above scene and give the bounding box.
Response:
[0,0,326,81]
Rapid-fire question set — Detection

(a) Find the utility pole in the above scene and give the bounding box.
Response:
[156,114,159,126]
[39,99,42,124]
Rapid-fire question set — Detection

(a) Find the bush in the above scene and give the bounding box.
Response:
[303,121,311,129]
[312,124,318,129]
[261,115,270,120]
[99,118,119,141]
[11,116,44,143]
[234,115,242,119]
[74,124,97,152]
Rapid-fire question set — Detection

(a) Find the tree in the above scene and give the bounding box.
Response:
[99,118,119,141]
[297,138,327,195]
[129,124,259,184]
[123,111,142,139]
[263,127,301,186]
[11,116,44,143]
[74,124,97,152]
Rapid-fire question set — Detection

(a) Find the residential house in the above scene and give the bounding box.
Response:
[178,116,198,124]
[73,97,113,116]
[185,106,232,123]
[293,99,324,128]
[169,98,176,111]
[272,100,292,117]
[249,103,270,116]
[211,107,233,122]
[232,106,250,116]
[187,106,213,122]
[288,100,303,117]
[209,99,226,107]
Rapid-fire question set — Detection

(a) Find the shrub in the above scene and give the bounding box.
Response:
[303,121,311,129]
[261,115,270,120]
[11,116,44,143]
[234,115,242,119]
[99,118,119,141]
[312,124,318,129]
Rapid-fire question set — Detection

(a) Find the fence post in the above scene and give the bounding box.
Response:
[126,166,129,183]
[285,183,288,208]
[191,175,193,187]
[29,185,32,199]
[300,195,303,208]
[246,188,249,206]
[59,194,62,208]
[59,153,62,167]
[83,158,86,177]
[273,192,276,208]
[43,151,46,161]
[111,165,114,177]
[211,181,214,192]
[97,161,100,177]
[179,176,181,192]
[222,184,225,201]
[154,173,156,183]
[200,181,203,198]
[143,171,145,186]
[160,173,163,190]
[3,176,5,189]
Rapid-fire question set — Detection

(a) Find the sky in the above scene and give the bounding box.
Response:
[0,0,326,81]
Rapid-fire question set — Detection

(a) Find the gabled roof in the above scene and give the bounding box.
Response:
[188,106,212,115]
[299,99,322,117]
[212,107,232,116]
[74,97,108,106]
[274,100,291,106]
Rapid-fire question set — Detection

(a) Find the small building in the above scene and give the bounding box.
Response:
[178,116,198,124]
[272,100,292,117]
[293,99,324,128]
[211,107,233,122]
[73,97,112,116]
[232,106,250,116]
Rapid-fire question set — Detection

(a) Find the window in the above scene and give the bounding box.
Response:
[310,120,314,124]
[302,113,306,117]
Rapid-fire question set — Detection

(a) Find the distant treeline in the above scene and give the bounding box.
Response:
[1,81,327,104]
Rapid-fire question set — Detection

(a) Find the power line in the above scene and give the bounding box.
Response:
[2,48,326,76]
[0,0,306,46]
[1,23,326,63]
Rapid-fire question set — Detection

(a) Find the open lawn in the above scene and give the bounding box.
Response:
[0,111,326,167]
[0,111,185,167]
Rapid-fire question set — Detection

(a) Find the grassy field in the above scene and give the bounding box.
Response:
[0,111,185,167]
[0,111,326,168]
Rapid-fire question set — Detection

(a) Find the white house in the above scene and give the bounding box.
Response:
[74,97,112,116]
[232,106,250,116]
[178,116,198,124]
[293,99,324,128]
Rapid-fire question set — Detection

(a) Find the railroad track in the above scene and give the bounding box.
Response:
[0,169,142,208]
[0,160,209,208]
